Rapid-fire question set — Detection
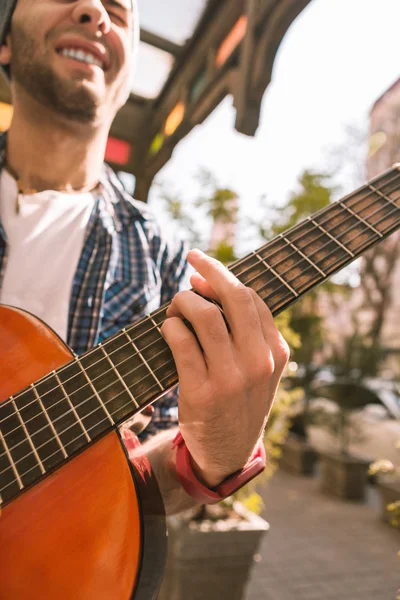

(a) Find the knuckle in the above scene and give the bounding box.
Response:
[246,350,274,384]
[160,316,180,337]
[200,303,222,323]
[173,290,192,305]
[204,311,227,341]
[261,351,275,379]
[249,288,259,302]
[163,322,195,356]
[276,335,290,367]
[232,283,252,303]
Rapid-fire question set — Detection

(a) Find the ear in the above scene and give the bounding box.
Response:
[0,34,12,67]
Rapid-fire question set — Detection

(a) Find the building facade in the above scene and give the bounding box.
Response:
[366,77,400,372]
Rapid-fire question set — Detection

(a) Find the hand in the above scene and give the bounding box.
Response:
[161,249,289,488]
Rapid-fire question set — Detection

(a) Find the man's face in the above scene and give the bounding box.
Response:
[7,0,135,124]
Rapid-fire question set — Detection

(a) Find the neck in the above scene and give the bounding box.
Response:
[5,89,111,193]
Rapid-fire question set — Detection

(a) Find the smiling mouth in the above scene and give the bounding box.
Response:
[57,48,104,69]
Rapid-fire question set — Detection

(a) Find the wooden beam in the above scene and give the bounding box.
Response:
[139,29,182,57]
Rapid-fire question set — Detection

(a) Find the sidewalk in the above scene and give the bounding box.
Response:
[245,470,399,600]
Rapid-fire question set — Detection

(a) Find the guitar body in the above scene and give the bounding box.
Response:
[0,306,167,599]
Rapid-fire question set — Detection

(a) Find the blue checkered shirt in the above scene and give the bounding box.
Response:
[0,134,190,438]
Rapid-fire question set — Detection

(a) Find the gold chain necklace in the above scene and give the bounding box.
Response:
[4,165,101,214]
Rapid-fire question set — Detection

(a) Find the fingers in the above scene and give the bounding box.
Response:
[161,315,208,392]
[188,250,265,348]
[165,289,235,372]
[164,249,289,412]
[189,249,290,398]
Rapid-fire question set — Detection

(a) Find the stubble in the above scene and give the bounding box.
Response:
[10,22,101,123]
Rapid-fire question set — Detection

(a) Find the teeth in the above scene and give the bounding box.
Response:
[59,48,103,68]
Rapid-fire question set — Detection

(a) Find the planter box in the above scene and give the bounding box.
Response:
[280,434,318,476]
[319,452,370,501]
[158,503,269,600]
[376,476,400,526]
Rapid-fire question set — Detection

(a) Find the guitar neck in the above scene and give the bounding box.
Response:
[1,164,399,506]
[231,164,400,315]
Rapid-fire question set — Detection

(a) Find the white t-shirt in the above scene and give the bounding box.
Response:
[0,169,95,341]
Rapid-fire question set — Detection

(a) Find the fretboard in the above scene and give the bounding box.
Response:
[1,164,399,506]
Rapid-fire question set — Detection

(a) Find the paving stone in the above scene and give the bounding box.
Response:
[245,470,400,600]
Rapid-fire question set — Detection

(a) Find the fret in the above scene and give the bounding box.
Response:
[308,218,355,258]
[362,183,400,235]
[145,310,178,391]
[31,384,68,460]
[339,200,383,238]
[53,371,90,442]
[255,237,322,297]
[367,183,399,209]
[123,328,164,393]
[0,399,42,488]
[36,373,88,455]
[99,342,139,408]
[312,203,370,257]
[57,358,113,440]
[57,357,113,442]
[280,234,326,277]
[124,311,177,399]
[0,429,23,490]
[78,346,136,424]
[16,385,66,471]
[232,249,297,308]
[75,357,115,426]
[0,425,21,503]
[252,251,298,297]
[11,397,45,475]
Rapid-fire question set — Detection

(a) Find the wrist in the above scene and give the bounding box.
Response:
[188,453,252,489]
[171,432,266,505]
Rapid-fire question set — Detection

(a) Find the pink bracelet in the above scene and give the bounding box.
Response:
[171,431,266,505]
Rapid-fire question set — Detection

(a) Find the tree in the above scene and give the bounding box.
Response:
[327,119,400,378]
[270,170,335,236]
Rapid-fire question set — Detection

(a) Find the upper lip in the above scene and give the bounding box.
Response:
[55,37,110,70]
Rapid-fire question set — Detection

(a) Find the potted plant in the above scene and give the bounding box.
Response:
[309,379,381,500]
[370,447,400,528]
[280,364,320,476]
[158,355,297,600]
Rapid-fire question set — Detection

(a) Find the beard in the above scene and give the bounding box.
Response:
[10,22,105,124]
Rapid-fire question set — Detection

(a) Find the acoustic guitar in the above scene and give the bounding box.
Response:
[0,164,399,599]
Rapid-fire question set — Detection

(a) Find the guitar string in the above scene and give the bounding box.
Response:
[0,178,399,443]
[253,196,400,301]
[1,169,399,427]
[2,168,399,420]
[231,169,400,274]
[1,180,398,458]
[259,211,400,312]
[2,212,400,489]
[1,211,399,488]
[1,183,399,442]
[239,192,400,290]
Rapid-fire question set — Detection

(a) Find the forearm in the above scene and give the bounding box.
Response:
[140,428,199,515]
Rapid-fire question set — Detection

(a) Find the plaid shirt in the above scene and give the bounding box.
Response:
[0,134,190,438]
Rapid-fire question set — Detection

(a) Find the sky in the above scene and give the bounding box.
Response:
[148,0,400,245]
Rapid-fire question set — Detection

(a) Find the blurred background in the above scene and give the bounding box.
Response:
[2,0,398,598]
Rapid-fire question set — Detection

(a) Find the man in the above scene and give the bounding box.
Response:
[0,0,289,514]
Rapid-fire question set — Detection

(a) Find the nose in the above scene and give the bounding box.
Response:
[72,0,112,36]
